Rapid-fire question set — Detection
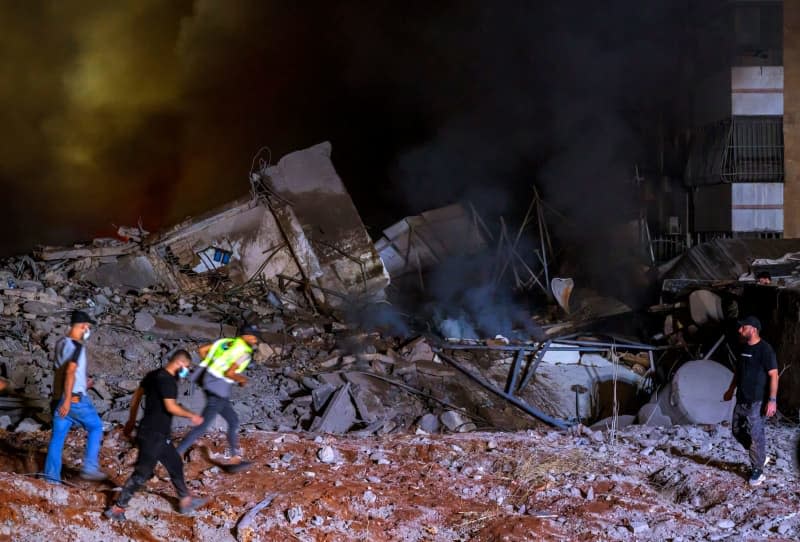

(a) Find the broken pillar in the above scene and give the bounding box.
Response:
[660,360,735,425]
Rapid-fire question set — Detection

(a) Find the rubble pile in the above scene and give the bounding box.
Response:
[1,418,799,540]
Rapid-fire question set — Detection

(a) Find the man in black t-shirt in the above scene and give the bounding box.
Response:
[104,350,207,521]
[723,316,779,487]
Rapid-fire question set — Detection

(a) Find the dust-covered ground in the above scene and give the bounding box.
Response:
[0,419,799,541]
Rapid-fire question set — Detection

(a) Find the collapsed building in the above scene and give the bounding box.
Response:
[0,141,758,443]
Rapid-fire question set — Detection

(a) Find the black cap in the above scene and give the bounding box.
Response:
[238,323,260,338]
[70,310,96,326]
[738,316,761,331]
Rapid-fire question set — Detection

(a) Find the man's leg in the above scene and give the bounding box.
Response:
[160,439,189,500]
[746,402,767,470]
[115,435,161,508]
[69,398,104,475]
[175,394,224,456]
[218,398,241,457]
[731,403,752,453]
[44,405,74,482]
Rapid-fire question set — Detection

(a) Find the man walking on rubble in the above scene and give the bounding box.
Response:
[175,324,260,465]
[105,350,207,521]
[44,310,107,483]
[723,315,779,486]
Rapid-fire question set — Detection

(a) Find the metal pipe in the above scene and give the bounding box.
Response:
[702,334,726,360]
[440,343,657,353]
[435,350,572,429]
[505,349,524,394]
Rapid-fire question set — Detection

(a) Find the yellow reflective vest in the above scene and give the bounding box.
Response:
[199,337,252,384]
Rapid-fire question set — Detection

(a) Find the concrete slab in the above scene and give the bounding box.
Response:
[309,383,356,434]
[145,314,236,341]
[86,255,160,291]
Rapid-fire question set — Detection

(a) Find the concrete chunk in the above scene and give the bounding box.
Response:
[133,311,156,332]
[669,360,735,425]
[312,384,336,411]
[309,383,356,434]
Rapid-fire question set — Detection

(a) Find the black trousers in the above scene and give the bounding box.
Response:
[117,432,188,507]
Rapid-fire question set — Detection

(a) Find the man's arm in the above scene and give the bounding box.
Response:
[197,343,213,359]
[723,372,737,402]
[224,357,248,386]
[123,387,144,438]
[57,362,77,417]
[163,398,203,425]
[765,369,779,417]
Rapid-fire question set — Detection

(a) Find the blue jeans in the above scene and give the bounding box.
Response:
[44,395,103,482]
[175,393,239,456]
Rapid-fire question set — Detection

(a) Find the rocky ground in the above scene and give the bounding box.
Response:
[0,417,798,541]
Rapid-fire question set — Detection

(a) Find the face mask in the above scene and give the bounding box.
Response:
[82,329,91,341]
[178,367,190,379]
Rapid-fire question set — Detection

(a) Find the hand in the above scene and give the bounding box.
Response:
[123,420,136,439]
[723,389,734,402]
[238,376,248,387]
[87,377,94,389]
[766,401,777,417]
[190,414,203,426]
[57,401,71,418]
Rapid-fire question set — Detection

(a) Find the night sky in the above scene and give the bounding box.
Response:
[0,1,704,256]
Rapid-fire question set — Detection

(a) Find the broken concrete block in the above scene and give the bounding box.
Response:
[309,383,356,434]
[22,301,60,317]
[90,379,113,401]
[417,413,440,434]
[286,506,303,525]
[317,445,335,463]
[301,376,321,390]
[440,411,475,433]
[637,403,672,427]
[145,314,236,341]
[117,379,140,392]
[590,414,636,432]
[86,255,160,291]
[349,385,378,422]
[312,384,335,411]
[668,360,735,425]
[0,415,10,430]
[133,312,156,332]
[400,337,435,362]
[14,418,41,433]
[257,342,275,361]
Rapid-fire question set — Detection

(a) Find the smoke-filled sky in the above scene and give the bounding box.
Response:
[0,1,710,255]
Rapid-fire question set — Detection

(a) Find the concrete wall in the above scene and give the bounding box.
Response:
[784,2,800,237]
[152,200,301,288]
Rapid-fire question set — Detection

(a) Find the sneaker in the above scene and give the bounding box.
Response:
[223,448,242,461]
[80,470,108,482]
[179,496,208,515]
[749,468,766,486]
[104,506,126,521]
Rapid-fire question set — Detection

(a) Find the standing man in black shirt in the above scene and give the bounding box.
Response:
[723,316,779,487]
[104,350,207,521]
